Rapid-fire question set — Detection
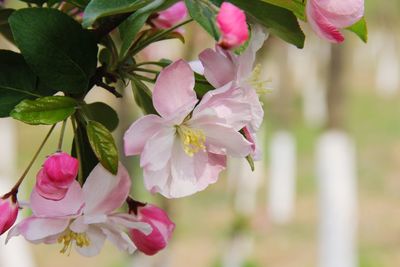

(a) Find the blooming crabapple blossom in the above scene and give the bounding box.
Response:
[0,193,18,235]
[198,24,268,159]
[7,163,151,257]
[130,204,175,255]
[216,2,249,50]
[35,152,79,200]
[306,0,364,43]
[124,60,253,198]
[151,1,188,29]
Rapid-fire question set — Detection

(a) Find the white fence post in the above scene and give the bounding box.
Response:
[316,131,357,267]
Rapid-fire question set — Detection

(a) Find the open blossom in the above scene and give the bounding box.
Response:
[216,2,249,49]
[0,194,18,235]
[124,60,252,198]
[130,204,175,255]
[35,152,79,200]
[151,1,187,29]
[198,25,268,159]
[7,163,151,257]
[306,0,364,43]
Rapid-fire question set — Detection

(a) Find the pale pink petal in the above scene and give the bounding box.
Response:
[7,217,69,242]
[75,226,106,257]
[83,163,131,215]
[315,0,364,28]
[194,152,226,191]
[140,127,175,171]
[152,1,187,29]
[201,123,252,157]
[199,48,236,88]
[124,115,164,156]
[108,213,152,235]
[30,180,84,217]
[244,86,264,130]
[69,216,89,233]
[152,60,197,118]
[143,166,171,197]
[188,60,204,75]
[100,224,136,254]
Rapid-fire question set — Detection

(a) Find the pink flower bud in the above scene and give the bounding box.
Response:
[216,2,249,50]
[306,0,364,43]
[35,152,79,200]
[0,194,18,235]
[152,1,188,29]
[130,205,175,255]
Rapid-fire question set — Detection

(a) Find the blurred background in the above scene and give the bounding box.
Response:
[1,0,400,267]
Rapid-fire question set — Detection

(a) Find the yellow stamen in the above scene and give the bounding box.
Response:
[176,125,206,157]
[58,230,90,255]
[247,64,272,95]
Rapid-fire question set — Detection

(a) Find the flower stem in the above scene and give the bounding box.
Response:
[71,116,83,184]
[11,124,56,193]
[57,119,67,152]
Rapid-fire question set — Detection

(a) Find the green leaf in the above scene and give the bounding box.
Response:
[131,78,158,115]
[0,9,15,43]
[81,102,119,131]
[71,119,99,182]
[86,120,119,174]
[194,73,215,98]
[261,0,305,21]
[9,8,98,93]
[185,0,220,41]
[11,96,78,125]
[82,0,152,28]
[212,0,305,48]
[0,50,54,117]
[346,17,368,43]
[19,0,47,5]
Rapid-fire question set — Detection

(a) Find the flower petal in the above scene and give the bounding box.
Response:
[101,224,136,254]
[124,115,164,156]
[83,163,131,215]
[152,60,197,118]
[75,226,106,257]
[315,0,364,28]
[30,180,84,217]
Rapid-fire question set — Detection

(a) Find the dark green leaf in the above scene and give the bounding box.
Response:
[131,78,157,115]
[194,73,215,98]
[82,0,152,27]
[9,8,98,93]
[86,120,119,174]
[346,17,368,43]
[19,0,47,5]
[71,118,99,182]
[11,96,77,125]
[185,0,220,41]
[81,102,119,131]
[0,9,15,43]
[261,0,305,21]
[0,50,53,117]
[212,0,305,48]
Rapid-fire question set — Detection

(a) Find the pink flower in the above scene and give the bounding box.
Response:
[152,1,188,29]
[124,60,252,198]
[216,2,249,50]
[0,194,18,235]
[306,0,364,43]
[35,152,79,201]
[198,25,268,159]
[7,163,151,257]
[130,204,175,255]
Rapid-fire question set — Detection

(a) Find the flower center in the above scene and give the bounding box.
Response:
[176,125,206,157]
[247,64,271,94]
[58,230,90,254]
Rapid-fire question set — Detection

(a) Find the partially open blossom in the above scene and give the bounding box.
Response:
[124,60,252,198]
[8,163,151,257]
[198,25,268,159]
[0,193,18,235]
[306,0,364,43]
[35,152,79,200]
[151,1,187,29]
[216,2,249,50]
[130,204,175,255]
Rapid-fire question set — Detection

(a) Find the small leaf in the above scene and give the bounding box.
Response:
[346,17,368,43]
[11,96,77,125]
[81,102,119,131]
[185,0,220,41]
[86,120,119,174]
[9,8,98,93]
[245,154,255,172]
[82,0,152,27]
[194,73,215,98]
[0,50,54,117]
[131,78,158,115]
[261,0,305,21]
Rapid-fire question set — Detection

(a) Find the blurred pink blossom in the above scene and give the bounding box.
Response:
[152,1,188,29]
[0,194,18,235]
